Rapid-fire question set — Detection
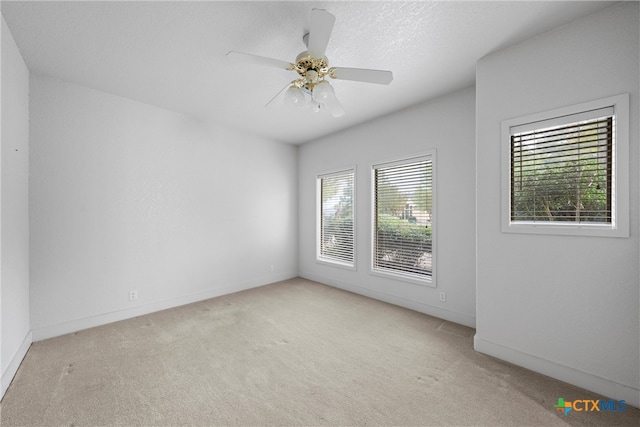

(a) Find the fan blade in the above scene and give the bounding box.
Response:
[331,67,393,85]
[226,51,293,70]
[307,9,335,58]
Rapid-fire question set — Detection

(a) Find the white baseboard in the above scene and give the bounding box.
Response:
[299,271,476,328]
[474,335,639,409]
[31,272,297,342]
[1,330,32,400]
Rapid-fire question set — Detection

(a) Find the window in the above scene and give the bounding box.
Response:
[372,153,435,286]
[502,94,629,237]
[317,168,355,268]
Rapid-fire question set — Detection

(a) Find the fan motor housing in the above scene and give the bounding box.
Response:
[294,51,329,79]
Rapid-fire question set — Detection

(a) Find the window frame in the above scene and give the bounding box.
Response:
[501,94,629,238]
[316,166,356,270]
[370,151,436,287]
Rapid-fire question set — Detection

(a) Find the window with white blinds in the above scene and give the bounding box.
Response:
[502,93,629,237]
[511,108,613,224]
[317,169,355,268]
[372,153,434,285]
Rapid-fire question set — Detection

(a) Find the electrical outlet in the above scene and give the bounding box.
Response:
[269,264,275,273]
[439,292,446,302]
[129,290,138,301]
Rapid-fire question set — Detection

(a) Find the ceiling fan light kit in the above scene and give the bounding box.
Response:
[227,9,393,118]
[282,53,345,117]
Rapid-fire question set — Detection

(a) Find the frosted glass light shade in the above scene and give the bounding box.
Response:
[312,80,334,102]
[284,86,305,107]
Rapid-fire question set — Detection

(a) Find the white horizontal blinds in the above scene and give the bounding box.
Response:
[374,157,432,278]
[511,109,613,224]
[320,171,354,265]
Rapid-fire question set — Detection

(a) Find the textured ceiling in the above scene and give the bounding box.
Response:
[2,1,615,144]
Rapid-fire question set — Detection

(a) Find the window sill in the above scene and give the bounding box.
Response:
[316,258,356,271]
[503,221,628,238]
[370,268,435,288]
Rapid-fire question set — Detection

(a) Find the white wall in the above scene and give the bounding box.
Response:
[299,87,476,327]
[475,2,639,406]
[1,16,31,398]
[29,75,298,340]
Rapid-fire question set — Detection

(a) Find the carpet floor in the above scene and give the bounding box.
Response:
[1,278,638,426]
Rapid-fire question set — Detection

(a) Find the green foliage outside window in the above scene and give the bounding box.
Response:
[375,214,432,276]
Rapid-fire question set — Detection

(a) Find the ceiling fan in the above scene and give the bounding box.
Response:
[226,9,393,117]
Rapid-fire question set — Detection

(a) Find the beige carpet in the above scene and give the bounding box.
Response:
[1,278,638,426]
